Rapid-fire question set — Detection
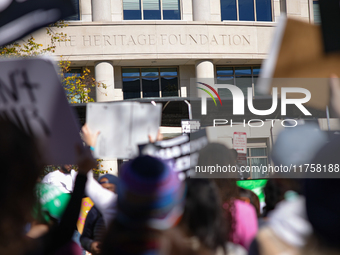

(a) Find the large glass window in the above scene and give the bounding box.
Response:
[247,147,268,178]
[216,66,260,98]
[66,0,80,20]
[313,1,321,24]
[122,67,179,99]
[221,0,272,21]
[123,0,181,20]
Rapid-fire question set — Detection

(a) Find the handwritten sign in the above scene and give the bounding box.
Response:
[139,129,209,179]
[0,57,83,164]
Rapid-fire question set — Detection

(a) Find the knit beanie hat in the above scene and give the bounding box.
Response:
[117,155,185,230]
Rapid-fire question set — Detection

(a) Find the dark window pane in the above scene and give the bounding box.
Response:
[161,77,178,97]
[216,67,234,76]
[124,10,142,19]
[239,0,255,21]
[253,67,261,75]
[250,158,268,178]
[217,76,234,98]
[163,10,181,19]
[313,1,321,24]
[123,78,141,99]
[142,68,159,76]
[144,10,161,19]
[123,0,141,20]
[142,77,160,97]
[256,0,272,21]
[235,67,251,75]
[160,68,177,76]
[250,148,266,156]
[235,76,252,97]
[163,0,180,20]
[143,0,161,19]
[66,0,80,20]
[217,76,234,84]
[221,0,237,20]
[122,68,140,77]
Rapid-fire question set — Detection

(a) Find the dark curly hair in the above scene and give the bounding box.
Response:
[178,178,227,253]
[197,143,239,243]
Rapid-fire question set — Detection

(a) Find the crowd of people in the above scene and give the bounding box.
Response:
[0,118,339,255]
[1,83,340,254]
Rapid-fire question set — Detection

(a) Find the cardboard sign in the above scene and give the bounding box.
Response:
[233,132,247,154]
[139,129,209,179]
[181,119,200,134]
[0,57,83,164]
[86,102,162,159]
[256,16,340,111]
[0,0,76,46]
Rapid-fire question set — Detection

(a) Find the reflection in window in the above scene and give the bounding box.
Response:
[216,66,261,98]
[123,0,180,20]
[122,67,179,99]
[221,0,272,21]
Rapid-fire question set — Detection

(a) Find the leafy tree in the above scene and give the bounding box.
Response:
[0,21,105,103]
[1,21,108,174]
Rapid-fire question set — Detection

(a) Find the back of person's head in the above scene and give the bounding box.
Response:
[178,179,227,253]
[0,120,42,253]
[239,188,260,217]
[101,155,184,255]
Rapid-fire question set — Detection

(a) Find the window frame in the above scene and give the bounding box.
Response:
[215,65,261,97]
[122,66,180,99]
[65,0,81,21]
[220,0,274,22]
[122,0,182,20]
[246,139,269,178]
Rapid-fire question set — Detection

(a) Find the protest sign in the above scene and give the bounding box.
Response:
[256,16,340,110]
[0,57,83,164]
[0,0,76,46]
[181,119,200,134]
[139,129,209,179]
[86,102,162,159]
[77,197,94,234]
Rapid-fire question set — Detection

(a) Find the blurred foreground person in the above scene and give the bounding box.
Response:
[0,120,96,255]
[100,156,185,255]
[164,178,247,255]
[197,143,258,251]
[248,189,311,255]
[80,174,119,254]
[302,135,340,255]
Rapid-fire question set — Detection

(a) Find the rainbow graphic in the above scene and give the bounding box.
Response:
[197,82,223,106]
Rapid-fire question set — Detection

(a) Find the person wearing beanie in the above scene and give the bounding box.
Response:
[80,174,119,254]
[100,155,185,255]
